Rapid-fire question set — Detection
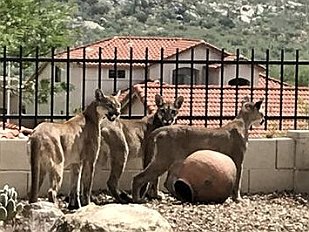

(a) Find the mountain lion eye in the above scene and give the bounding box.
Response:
[107,102,113,108]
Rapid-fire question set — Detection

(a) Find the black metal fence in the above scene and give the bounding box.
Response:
[1,46,309,135]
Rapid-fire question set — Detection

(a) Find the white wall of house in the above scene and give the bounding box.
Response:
[25,63,80,116]
[0,81,20,116]
[1,93,19,116]
[206,68,220,85]
[80,65,145,102]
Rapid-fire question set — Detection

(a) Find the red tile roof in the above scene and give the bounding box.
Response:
[0,122,33,139]
[57,36,231,66]
[124,75,309,138]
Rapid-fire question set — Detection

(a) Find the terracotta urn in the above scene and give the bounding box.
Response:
[165,150,237,203]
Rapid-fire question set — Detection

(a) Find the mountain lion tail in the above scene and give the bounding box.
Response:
[29,138,40,203]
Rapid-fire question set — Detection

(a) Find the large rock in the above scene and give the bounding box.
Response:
[165,150,237,203]
[51,203,172,232]
[2,201,65,232]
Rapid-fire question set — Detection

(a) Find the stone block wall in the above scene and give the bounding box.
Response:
[0,138,30,197]
[0,130,309,198]
[241,138,295,193]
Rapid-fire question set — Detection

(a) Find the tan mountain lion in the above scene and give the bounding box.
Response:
[132,96,264,203]
[29,89,121,209]
[94,94,184,203]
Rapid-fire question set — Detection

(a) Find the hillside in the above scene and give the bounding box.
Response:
[70,0,309,84]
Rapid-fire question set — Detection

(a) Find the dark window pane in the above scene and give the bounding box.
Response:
[228,78,250,86]
[173,68,199,84]
[109,70,125,79]
[109,70,116,79]
[118,70,125,79]
[55,66,61,82]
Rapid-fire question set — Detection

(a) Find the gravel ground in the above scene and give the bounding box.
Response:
[2,191,309,232]
[150,192,309,231]
[92,190,309,232]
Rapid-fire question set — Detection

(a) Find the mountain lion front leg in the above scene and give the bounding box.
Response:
[232,158,244,202]
[68,163,82,209]
[145,179,160,200]
[132,158,171,203]
[107,145,132,203]
[80,159,96,206]
[142,148,161,200]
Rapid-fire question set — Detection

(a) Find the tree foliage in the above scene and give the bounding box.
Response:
[22,79,75,104]
[0,0,79,104]
[0,0,78,56]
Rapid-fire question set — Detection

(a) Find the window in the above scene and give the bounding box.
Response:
[108,70,126,79]
[172,67,199,85]
[0,108,7,114]
[228,78,250,86]
[22,105,26,114]
[55,66,62,82]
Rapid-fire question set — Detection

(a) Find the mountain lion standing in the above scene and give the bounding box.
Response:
[29,89,121,209]
[96,94,184,203]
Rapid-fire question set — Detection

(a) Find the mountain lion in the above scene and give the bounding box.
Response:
[29,89,121,209]
[96,94,184,203]
[132,96,264,203]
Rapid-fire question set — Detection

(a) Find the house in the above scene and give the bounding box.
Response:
[22,36,264,116]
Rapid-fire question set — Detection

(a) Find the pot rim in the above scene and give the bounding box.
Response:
[174,178,194,203]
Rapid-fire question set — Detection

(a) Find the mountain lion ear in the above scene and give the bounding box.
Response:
[174,96,184,109]
[95,89,105,101]
[254,98,264,110]
[115,90,121,98]
[155,94,164,107]
[241,96,250,105]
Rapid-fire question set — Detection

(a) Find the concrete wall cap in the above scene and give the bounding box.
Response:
[287,130,309,139]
